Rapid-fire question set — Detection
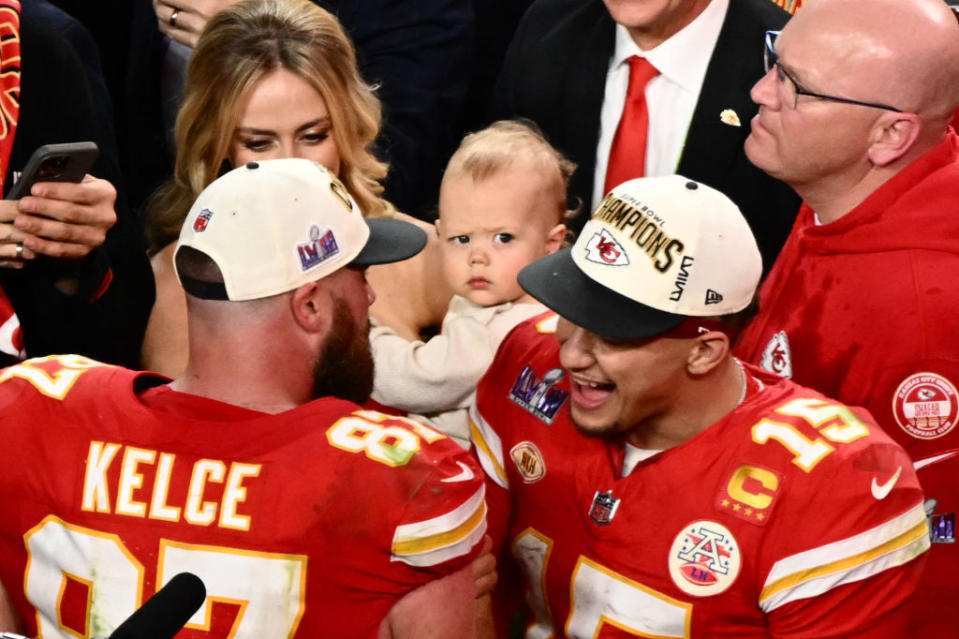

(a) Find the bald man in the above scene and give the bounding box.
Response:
[736,0,959,633]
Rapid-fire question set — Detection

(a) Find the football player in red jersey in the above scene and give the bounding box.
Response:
[0,159,492,638]
[470,176,929,638]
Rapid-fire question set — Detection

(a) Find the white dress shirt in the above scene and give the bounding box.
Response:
[592,0,729,209]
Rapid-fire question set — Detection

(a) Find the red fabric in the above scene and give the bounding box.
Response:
[473,313,927,637]
[907,450,959,635]
[0,356,487,638]
[0,0,20,187]
[0,1,21,360]
[603,56,658,195]
[736,132,959,461]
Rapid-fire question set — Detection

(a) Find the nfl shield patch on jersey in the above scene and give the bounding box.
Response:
[588,490,620,525]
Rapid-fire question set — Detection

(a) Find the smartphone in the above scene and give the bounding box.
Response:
[5,141,100,200]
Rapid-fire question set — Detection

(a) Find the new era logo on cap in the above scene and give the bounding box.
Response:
[705,289,724,305]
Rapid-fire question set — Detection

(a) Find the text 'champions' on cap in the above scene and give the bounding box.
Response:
[518,175,762,339]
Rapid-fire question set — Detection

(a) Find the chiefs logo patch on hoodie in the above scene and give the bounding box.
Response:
[760,331,793,378]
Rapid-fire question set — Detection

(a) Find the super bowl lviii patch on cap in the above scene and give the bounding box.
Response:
[518,175,762,340]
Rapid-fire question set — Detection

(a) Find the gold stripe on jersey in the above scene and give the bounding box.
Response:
[391,485,487,567]
[468,406,509,489]
[535,314,559,334]
[759,501,930,611]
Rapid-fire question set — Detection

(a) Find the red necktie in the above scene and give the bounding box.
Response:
[604,55,659,195]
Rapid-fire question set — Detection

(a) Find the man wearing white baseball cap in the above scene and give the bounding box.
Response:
[470,175,928,637]
[0,159,494,638]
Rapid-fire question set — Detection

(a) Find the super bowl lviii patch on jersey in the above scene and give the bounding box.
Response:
[669,520,741,597]
[924,498,956,544]
[893,372,958,440]
[510,366,568,424]
[760,331,792,378]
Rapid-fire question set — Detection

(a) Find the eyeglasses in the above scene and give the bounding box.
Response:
[763,31,902,112]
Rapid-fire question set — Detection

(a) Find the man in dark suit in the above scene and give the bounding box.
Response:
[492,0,801,272]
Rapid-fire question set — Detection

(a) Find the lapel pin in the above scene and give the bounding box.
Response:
[720,109,741,127]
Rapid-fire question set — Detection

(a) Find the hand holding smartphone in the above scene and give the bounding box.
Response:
[6,141,99,200]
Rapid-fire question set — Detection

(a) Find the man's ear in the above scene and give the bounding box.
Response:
[686,331,730,376]
[290,282,331,334]
[867,113,921,167]
[545,223,567,254]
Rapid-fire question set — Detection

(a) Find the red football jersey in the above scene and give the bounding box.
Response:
[471,314,929,638]
[0,355,487,638]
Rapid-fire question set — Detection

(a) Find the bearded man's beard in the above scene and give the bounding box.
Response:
[311,302,374,404]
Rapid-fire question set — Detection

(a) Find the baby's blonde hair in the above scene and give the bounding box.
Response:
[444,120,579,226]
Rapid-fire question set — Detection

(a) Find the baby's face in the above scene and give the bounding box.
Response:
[437,169,562,307]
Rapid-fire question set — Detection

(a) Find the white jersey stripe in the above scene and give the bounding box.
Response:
[391,484,487,567]
[760,501,929,611]
[468,405,509,490]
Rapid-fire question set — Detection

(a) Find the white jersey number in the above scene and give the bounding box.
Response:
[24,516,306,638]
[513,528,692,638]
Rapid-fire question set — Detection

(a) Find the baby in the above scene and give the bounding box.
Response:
[370,120,575,446]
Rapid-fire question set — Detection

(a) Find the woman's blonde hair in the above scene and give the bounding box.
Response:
[147,0,390,252]
[444,119,579,225]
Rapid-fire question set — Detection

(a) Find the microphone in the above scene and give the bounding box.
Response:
[107,572,206,639]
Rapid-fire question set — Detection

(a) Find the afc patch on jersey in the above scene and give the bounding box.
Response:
[759,331,792,378]
[668,520,741,597]
[509,441,546,483]
[509,366,568,424]
[297,224,340,271]
[893,372,958,440]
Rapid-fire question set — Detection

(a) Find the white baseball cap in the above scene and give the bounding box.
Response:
[175,158,426,301]
[518,175,762,339]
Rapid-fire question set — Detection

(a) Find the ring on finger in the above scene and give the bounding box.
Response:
[15,242,22,259]
[170,8,179,27]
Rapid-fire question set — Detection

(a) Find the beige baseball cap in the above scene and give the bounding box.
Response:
[175,158,426,301]
[518,175,762,339]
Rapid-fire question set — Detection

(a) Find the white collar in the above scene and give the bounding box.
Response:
[612,0,729,93]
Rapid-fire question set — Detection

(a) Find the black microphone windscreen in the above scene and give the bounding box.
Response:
[107,572,206,639]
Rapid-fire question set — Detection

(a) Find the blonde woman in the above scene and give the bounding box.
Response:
[143,0,450,376]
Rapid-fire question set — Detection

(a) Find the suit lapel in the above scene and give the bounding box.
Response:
[678,0,766,184]
[562,2,615,212]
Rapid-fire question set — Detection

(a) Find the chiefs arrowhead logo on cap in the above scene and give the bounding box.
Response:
[584,229,629,266]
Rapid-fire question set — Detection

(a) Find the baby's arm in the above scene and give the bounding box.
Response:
[371,299,502,414]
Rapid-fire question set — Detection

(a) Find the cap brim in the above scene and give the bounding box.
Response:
[352,218,427,266]
[518,248,686,340]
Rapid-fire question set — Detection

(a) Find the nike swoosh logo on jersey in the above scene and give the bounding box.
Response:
[441,461,475,483]
[913,450,959,471]
[871,466,902,500]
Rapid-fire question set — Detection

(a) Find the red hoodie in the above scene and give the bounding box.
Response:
[737,132,959,635]
[737,131,959,462]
